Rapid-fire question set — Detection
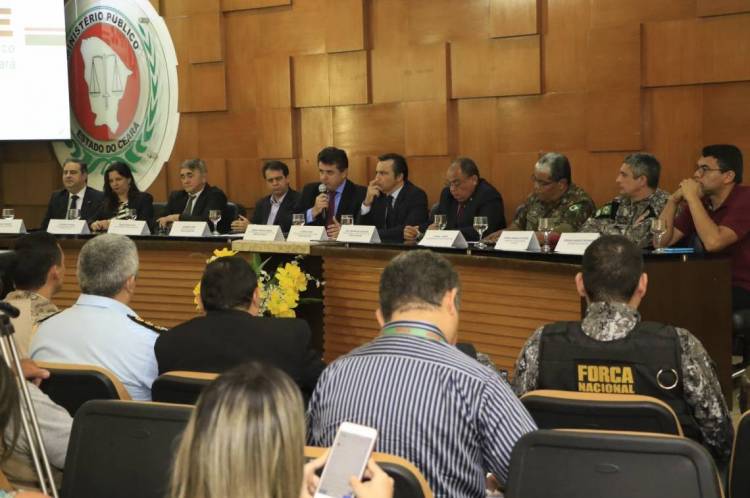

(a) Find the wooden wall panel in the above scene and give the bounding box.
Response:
[702,82,750,155]
[300,107,334,160]
[543,0,590,92]
[404,43,448,102]
[293,54,330,107]
[222,0,291,13]
[450,35,541,98]
[457,98,497,173]
[585,90,642,151]
[328,51,369,106]
[257,108,294,158]
[492,152,540,223]
[227,159,264,208]
[332,104,405,157]
[325,0,365,53]
[1,162,58,205]
[183,62,228,112]
[407,0,490,44]
[197,112,257,159]
[698,0,750,16]
[256,55,292,108]
[161,0,219,16]
[255,0,326,57]
[370,49,404,104]
[369,0,409,49]
[490,0,539,38]
[404,101,449,156]
[146,167,169,202]
[589,0,696,28]
[408,156,452,206]
[188,13,224,64]
[586,25,640,91]
[223,14,260,111]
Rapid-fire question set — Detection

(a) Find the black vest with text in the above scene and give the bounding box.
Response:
[538,320,701,441]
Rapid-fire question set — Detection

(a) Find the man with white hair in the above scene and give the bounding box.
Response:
[30,234,163,401]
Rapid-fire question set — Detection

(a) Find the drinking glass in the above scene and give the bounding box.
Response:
[651,219,667,253]
[127,209,138,220]
[340,214,354,226]
[209,209,222,236]
[292,213,305,226]
[474,216,489,249]
[2,208,14,220]
[66,208,80,220]
[538,218,553,253]
[433,214,447,230]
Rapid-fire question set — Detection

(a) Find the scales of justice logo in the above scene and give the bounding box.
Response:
[53,0,179,190]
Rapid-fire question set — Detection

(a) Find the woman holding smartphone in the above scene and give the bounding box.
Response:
[169,363,393,498]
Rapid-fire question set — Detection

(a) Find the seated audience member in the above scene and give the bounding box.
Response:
[31,234,163,401]
[404,157,505,243]
[307,250,536,498]
[581,153,669,248]
[90,162,154,231]
[513,235,734,461]
[169,362,392,498]
[41,159,103,229]
[485,152,594,242]
[657,144,750,311]
[3,233,65,357]
[293,147,367,240]
[154,256,324,398]
[231,161,299,234]
[156,158,229,233]
[358,153,428,243]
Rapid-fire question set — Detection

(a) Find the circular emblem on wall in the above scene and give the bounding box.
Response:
[53,0,179,190]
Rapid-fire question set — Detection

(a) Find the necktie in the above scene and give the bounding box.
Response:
[183,194,197,216]
[456,202,465,223]
[67,194,79,218]
[384,195,395,228]
[326,190,336,225]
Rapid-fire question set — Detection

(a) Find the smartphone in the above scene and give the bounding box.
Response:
[314,422,378,498]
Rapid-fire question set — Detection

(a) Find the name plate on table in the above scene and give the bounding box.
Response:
[47,219,90,235]
[108,219,150,236]
[287,225,328,242]
[0,219,26,234]
[495,231,540,252]
[243,224,285,242]
[419,229,468,249]
[170,221,211,237]
[555,232,600,255]
[337,225,381,244]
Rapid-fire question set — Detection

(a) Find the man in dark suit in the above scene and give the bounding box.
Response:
[156,158,229,232]
[41,160,104,229]
[358,153,428,243]
[154,255,325,399]
[231,161,299,234]
[293,146,367,239]
[404,157,506,242]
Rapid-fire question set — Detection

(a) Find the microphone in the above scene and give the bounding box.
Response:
[0,301,20,318]
[318,183,328,221]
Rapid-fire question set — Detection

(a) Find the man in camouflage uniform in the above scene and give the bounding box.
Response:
[512,235,734,462]
[581,153,669,248]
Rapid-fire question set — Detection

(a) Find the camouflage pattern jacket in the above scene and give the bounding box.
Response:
[512,183,595,233]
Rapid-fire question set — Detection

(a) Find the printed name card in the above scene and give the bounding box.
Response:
[495,231,540,252]
[169,221,211,237]
[0,219,26,234]
[108,219,150,236]
[286,225,328,243]
[47,219,90,235]
[243,224,285,242]
[336,225,381,244]
[419,229,468,249]
[555,233,600,255]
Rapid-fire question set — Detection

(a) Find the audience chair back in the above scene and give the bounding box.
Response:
[61,400,192,498]
[151,370,218,405]
[305,446,433,498]
[521,389,683,436]
[505,429,723,498]
[730,410,750,498]
[36,361,131,416]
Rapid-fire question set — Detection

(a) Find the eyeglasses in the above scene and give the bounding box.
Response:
[445,177,466,189]
[531,175,556,187]
[694,165,723,176]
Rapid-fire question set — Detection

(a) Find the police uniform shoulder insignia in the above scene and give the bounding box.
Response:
[128,314,168,333]
[37,311,61,324]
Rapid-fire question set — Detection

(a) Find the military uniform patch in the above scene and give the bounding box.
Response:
[128,314,167,333]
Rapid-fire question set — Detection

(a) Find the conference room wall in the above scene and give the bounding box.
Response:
[1,0,750,227]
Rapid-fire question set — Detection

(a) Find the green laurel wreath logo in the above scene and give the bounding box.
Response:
[66,21,158,177]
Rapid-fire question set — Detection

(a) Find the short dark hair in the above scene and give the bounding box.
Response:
[200,256,258,312]
[11,232,62,291]
[379,250,460,321]
[451,157,480,178]
[582,235,643,303]
[377,153,408,181]
[536,152,572,183]
[63,159,88,175]
[702,144,743,184]
[262,161,289,178]
[317,147,348,172]
[623,153,661,189]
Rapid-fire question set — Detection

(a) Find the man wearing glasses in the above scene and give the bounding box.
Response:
[657,144,750,311]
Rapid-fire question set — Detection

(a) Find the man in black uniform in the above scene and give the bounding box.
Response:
[512,235,734,462]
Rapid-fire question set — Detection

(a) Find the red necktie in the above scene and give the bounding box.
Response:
[456,203,465,223]
[326,190,336,225]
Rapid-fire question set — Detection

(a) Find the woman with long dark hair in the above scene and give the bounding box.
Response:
[91,162,154,231]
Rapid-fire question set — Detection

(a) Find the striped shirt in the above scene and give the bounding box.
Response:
[307,320,537,498]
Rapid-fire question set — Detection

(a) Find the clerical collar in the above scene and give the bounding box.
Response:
[380,320,448,343]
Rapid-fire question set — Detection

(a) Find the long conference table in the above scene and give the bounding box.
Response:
[0,235,733,404]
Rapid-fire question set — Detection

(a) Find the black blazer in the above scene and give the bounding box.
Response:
[293,180,367,226]
[165,184,229,232]
[423,178,506,241]
[41,187,104,229]
[357,181,429,242]
[94,191,155,228]
[250,188,300,233]
[154,310,325,397]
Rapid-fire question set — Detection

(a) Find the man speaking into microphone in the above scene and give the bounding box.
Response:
[294,147,367,239]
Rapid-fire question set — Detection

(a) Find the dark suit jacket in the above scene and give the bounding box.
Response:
[154,310,325,396]
[94,191,155,228]
[423,178,506,241]
[293,180,367,226]
[357,181,429,242]
[165,184,229,232]
[41,187,104,229]
[250,188,300,233]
